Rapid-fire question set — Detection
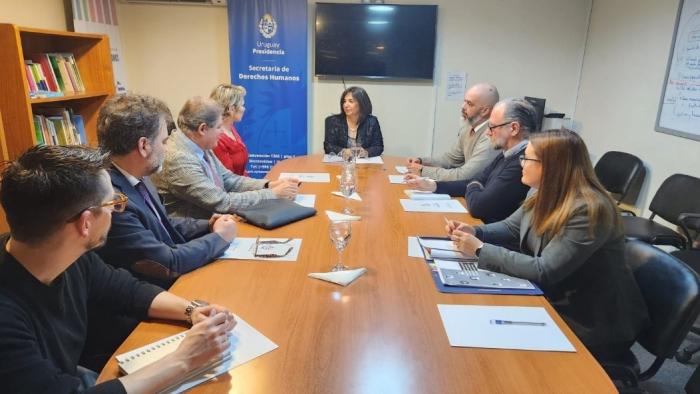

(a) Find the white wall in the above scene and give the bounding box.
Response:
[311,0,592,157]
[575,0,700,213]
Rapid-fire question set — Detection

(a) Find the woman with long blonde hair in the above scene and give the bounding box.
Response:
[448,128,648,357]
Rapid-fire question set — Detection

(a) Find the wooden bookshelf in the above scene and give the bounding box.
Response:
[0,24,115,160]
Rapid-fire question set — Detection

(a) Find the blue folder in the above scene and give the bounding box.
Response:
[425,261,544,296]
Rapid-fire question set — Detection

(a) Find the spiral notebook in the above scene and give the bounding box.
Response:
[115,314,278,393]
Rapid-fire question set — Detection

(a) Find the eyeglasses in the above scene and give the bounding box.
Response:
[519,155,542,164]
[488,121,514,132]
[254,237,294,258]
[67,192,129,222]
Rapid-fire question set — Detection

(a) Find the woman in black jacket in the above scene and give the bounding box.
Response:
[324,86,384,158]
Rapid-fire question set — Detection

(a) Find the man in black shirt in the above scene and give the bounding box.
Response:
[0,145,236,393]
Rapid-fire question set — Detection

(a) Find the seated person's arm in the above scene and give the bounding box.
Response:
[362,117,384,157]
[323,116,347,155]
[465,162,528,222]
[101,210,231,276]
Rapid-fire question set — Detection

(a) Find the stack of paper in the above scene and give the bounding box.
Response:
[220,238,302,261]
[404,190,451,200]
[400,199,467,213]
[279,172,330,183]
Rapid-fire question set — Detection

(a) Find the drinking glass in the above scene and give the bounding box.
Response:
[339,163,356,214]
[329,220,352,271]
[350,146,364,162]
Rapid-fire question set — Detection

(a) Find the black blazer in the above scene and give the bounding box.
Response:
[435,145,530,223]
[97,168,229,287]
[323,114,384,157]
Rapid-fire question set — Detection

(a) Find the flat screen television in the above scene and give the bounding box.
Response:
[315,3,438,80]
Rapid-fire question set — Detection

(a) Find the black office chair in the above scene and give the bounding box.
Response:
[594,151,645,206]
[670,213,700,363]
[601,240,700,392]
[622,174,700,249]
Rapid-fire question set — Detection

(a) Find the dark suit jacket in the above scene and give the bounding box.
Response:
[475,199,649,351]
[97,168,230,287]
[323,114,384,157]
[435,145,530,223]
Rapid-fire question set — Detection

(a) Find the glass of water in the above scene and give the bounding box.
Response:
[339,163,356,214]
[329,220,352,272]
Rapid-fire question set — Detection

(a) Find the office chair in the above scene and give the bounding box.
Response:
[670,213,700,363]
[622,174,700,249]
[600,240,700,392]
[594,151,646,206]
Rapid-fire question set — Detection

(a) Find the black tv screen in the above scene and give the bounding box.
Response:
[315,3,438,80]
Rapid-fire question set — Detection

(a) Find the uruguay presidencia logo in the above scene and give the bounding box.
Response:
[258,13,277,39]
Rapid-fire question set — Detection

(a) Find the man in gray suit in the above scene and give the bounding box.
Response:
[407,83,501,181]
[151,96,299,219]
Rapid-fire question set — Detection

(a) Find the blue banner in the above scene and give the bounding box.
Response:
[229,0,308,178]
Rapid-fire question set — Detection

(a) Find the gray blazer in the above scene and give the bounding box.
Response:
[476,197,649,350]
[151,130,276,219]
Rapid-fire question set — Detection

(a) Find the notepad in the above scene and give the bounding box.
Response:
[400,199,467,213]
[279,172,330,183]
[116,315,278,393]
[404,190,451,200]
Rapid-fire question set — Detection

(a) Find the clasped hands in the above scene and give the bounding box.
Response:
[445,219,484,256]
[176,304,237,370]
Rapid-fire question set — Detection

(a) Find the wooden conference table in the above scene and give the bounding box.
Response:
[99,155,616,393]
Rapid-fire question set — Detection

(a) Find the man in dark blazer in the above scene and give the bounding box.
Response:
[405,98,535,223]
[95,93,238,287]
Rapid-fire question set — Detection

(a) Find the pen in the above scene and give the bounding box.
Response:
[490,319,546,326]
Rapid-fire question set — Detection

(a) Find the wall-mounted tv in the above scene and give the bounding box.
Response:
[315,3,438,80]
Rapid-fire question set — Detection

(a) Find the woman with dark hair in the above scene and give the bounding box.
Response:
[323,86,384,158]
[446,128,648,358]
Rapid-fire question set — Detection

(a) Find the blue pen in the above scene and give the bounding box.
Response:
[490,319,546,326]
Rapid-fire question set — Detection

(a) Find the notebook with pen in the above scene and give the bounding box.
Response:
[115,314,278,393]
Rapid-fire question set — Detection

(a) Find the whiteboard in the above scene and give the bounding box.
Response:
[656,0,700,141]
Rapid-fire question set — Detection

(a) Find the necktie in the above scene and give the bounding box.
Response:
[203,153,224,188]
[135,181,169,234]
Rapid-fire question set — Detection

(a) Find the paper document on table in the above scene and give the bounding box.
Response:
[388,175,406,184]
[322,155,383,164]
[437,304,575,352]
[279,172,330,183]
[400,199,467,213]
[356,156,383,164]
[220,237,302,261]
[322,154,344,163]
[408,236,424,258]
[294,194,316,208]
[404,190,451,200]
[395,165,408,174]
[116,314,278,393]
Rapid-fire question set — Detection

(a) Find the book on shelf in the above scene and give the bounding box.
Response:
[32,108,86,146]
[24,52,85,98]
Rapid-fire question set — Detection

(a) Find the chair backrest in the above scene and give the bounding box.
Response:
[626,240,700,358]
[594,151,645,203]
[649,174,700,225]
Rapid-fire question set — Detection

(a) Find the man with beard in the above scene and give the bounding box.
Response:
[96,93,237,288]
[0,145,237,393]
[407,83,501,181]
[406,98,535,223]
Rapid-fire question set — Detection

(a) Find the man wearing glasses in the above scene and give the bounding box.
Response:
[406,98,534,223]
[96,93,238,288]
[406,83,501,181]
[0,145,236,393]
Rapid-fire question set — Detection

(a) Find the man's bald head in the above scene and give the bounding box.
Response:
[462,82,500,125]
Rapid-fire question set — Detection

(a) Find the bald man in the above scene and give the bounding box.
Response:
[407,83,501,181]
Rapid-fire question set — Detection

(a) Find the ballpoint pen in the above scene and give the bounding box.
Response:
[490,320,546,326]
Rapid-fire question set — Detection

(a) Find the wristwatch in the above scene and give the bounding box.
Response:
[185,299,209,326]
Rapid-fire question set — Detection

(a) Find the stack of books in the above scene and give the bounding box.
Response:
[32,108,87,146]
[24,53,86,98]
